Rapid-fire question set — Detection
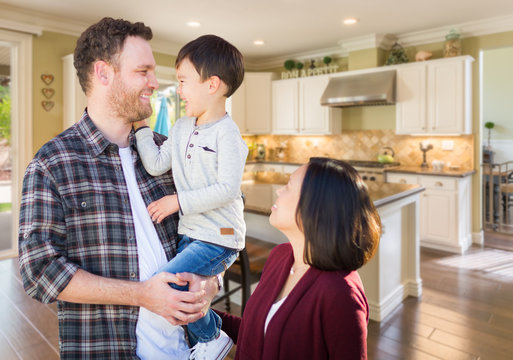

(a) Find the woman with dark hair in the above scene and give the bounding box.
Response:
[216,157,381,359]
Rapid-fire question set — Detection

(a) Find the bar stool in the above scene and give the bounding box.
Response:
[212,238,273,315]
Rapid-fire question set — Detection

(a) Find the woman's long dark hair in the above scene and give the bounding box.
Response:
[297,157,381,271]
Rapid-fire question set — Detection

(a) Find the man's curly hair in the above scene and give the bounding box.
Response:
[73,17,152,95]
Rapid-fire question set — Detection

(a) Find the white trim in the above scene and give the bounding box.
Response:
[338,33,398,52]
[367,284,405,322]
[0,28,32,257]
[472,231,484,245]
[244,45,348,70]
[0,19,42,35]
[251,14,513,70]
[0,3,182,55]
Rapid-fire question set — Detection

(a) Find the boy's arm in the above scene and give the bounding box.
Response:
[135,127,173,176]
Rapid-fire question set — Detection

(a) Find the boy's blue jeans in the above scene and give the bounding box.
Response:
[156,234,238,344]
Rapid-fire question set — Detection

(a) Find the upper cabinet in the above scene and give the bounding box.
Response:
[396,56,473,135]
[272,75,341,135]
[227,72,275,135]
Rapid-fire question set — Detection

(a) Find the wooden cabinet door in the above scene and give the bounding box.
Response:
[228,79,247,133]
[272,79,299,134]
[395,64,426,134]
[427,60,464,134]
[245,73,272,134]
[420,189,457,245]
[299,76,331,134]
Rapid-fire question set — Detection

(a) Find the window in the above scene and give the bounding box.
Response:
[149,82,185,136]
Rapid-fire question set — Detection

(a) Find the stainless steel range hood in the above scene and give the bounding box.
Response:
[320,70,396,107]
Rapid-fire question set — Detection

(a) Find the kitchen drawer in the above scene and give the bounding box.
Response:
[386,173,418,184]
[281,164,300,174]
[245,163,266,172]
[419,176,457,191]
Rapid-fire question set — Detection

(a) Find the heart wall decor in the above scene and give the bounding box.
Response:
[42,88,55,99]
[42,100,55,112]
[41,74,54,85]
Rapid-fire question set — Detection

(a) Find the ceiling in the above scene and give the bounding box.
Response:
[2,0,513,67]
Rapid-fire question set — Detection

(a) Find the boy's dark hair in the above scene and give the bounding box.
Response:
[74,17,153,95]
[297,157,381,271]
[175,34,244,98]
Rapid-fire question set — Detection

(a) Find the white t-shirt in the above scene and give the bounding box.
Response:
[119,147,189,360]
[264,296,287,335]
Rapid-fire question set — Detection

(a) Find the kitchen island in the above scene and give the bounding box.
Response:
[241,171,425,322]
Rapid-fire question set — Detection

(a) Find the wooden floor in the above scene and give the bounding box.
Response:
[3,233,513,359]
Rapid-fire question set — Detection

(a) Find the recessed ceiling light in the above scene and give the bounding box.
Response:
[343,18,358,25]
[186,21,201,27]
[253,40,265,46]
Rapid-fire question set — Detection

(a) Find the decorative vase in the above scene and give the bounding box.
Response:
[444,29,462,57]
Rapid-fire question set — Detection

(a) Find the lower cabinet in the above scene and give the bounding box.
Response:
[386,173,471,253]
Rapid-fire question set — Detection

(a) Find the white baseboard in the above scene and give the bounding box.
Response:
[368,285,405,322]
[472,231,484,245]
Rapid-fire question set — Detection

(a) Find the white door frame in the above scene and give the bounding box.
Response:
[0,28,33,259]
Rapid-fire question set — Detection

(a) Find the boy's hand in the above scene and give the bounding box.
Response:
[133,119,149,131]
[148,194,179,223]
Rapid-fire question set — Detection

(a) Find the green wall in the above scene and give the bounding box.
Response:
[32,31,77,153]
[482,46,513,140]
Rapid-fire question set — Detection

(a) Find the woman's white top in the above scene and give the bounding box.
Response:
[264,296,287,335]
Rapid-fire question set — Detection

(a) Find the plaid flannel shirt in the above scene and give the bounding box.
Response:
[18,112,179,359]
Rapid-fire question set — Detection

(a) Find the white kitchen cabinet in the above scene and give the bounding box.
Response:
[62,54,87,130]
[386,172,471,253]
[395,56,473,135]
[272,76,341,135]
[227,72,275,134]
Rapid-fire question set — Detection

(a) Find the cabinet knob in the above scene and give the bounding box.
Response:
[435,181,443,187]
[422,126,425,130]
[400,179,407,184]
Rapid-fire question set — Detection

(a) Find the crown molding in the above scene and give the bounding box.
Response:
[245,45,347,70]
[397,13,513,47]
[338,33,397,52]
[0,3,87,37]
[250,13,513,70]
[0,19,42,35]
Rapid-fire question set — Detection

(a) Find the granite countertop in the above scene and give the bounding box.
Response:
[385,166,475,177]
[242,172,424,216]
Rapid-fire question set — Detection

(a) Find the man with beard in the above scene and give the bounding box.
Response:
[18,17,220,359]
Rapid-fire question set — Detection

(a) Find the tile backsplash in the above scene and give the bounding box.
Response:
[243,130,474,169]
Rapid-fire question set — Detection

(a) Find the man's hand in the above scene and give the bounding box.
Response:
[148,195,179,223]
[177,272,220,316]
[133,119,149,131]
[136,272,207,326]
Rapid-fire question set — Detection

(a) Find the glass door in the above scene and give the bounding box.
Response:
[0,44,12,253]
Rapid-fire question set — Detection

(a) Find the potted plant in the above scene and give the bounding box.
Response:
[484,121,495,150]
[284,60,295,71]
[483,121,495,164]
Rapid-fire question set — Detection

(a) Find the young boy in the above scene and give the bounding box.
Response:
[134,34,247,359]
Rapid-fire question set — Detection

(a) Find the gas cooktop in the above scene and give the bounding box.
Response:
[344,160,401,168]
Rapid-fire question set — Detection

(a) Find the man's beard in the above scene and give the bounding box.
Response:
[108,76,153,123]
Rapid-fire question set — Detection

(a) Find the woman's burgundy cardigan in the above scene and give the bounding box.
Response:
[216,243,369,359]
